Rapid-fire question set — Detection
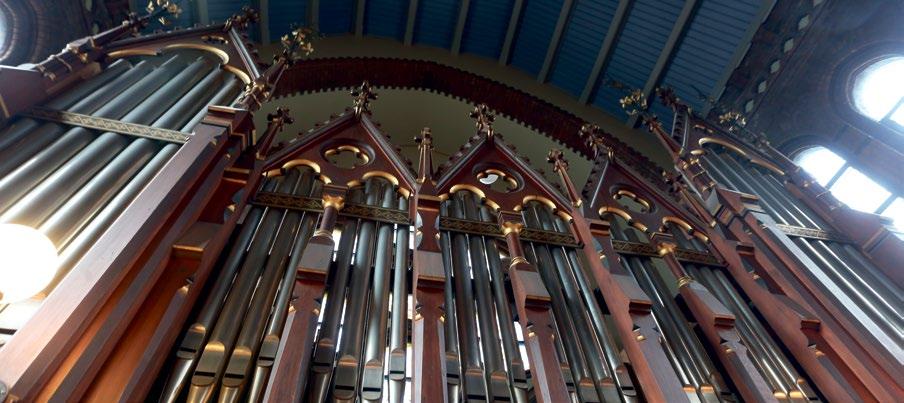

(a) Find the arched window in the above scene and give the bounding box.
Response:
[795,146,902,229]
[0,6,8,52]
[852,57,904,130]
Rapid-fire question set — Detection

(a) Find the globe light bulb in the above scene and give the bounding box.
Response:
[0,224,59,304]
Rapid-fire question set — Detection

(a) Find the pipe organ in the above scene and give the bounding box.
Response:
[0,6,901,403]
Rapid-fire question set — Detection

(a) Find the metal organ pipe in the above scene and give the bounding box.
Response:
[0,54,189,215]
[307,188,363,403]
[446,191,488,401]
[332,178,398,402]
[438,210,462,403]
[478,204,529,403]
[388,197,410,403]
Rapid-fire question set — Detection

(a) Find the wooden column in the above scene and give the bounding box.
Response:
[650,233,778,403]
[263,184,346,402]
[498,211,570,403]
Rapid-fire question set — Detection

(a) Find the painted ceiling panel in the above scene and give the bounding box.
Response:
[209,0,252,23]
[548,0,619,97]
[320,0,356,35]
[510,0,564,76]
[460,0,514,59]
[365,0,408,40]
[414,0,460,48]
[592,0,684,118]
[269,0,308,41]
[659,0,764,112]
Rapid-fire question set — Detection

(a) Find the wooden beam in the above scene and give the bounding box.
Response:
[499,0,524,65]
[579,0,633,103]
[258,0,270,44]
[355,0,367,36]
[309,0,320,32]
[451,0,471,54]
[703,0,776,115]
[538,0,573,82]
[197,0,210,25]
[629,0,699,126]
[404,0,419,45]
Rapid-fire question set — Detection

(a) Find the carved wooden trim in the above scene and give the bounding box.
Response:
[611,239,722,266]
[774,223,851,243]
[23,106,191,143]
[251,191,411,225]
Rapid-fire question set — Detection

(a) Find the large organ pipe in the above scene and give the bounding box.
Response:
[553,216,638,401]
[187,170,304,403]
[361,189,402,401]
[219,169,318,402]
[460,192,510,401]
[524,204,595,402]
[447,192,488,401]
[332,178,396,402]
[39,68,228,247]
[0,59,140,176]
[307,189,363,403]
[535,204,620,402]
[0,54,190,214]
[478,204,529,403]
[439,215,462,403]
[0,57,213,227]
[388,197,410,403]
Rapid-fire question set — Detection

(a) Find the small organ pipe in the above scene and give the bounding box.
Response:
[439,218,462,403]
[446,192,487,401]
[187,172,300,403]
[360,185,401,401]
[218,169,315,402]
[478,204,529,403]
[388,197,410,403]
[331,179,393,402]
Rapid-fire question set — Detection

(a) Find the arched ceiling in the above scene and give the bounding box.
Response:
[176,0,774,129]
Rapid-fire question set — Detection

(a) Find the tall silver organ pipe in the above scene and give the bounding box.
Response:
[607,216,735,402]
[0,49,242,336]
[699,146,903,354]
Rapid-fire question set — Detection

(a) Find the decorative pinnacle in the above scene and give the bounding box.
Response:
[224,6,260,31]
[655,87,681,109]
[145,0,183,26]
[278,27,316,64]
[469,103,496,137]
[717,110,747,133]
[415,127,435,183]
[547,149,569,173]
[580,123,613,160]
[267,107,294,132]
[351,81,378,119]
[619,89,648,117]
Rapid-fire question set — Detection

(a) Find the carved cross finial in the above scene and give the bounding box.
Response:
[655,87,681,110]
[547,149,568,173]
[580,123,614,160]
[224,6,259,31]
[266,107,294,132]
[415,127,435,184]
[351,81,378,119]
[145,0,183,26]
[469,103,496,137]
[619,89,648,117]
[278,27,315,64]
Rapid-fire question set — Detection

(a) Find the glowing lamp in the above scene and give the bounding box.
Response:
[0,224,59,304]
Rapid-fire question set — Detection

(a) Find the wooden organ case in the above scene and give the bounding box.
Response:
[0,6,901,403]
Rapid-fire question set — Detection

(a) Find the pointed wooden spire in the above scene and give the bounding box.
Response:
[351,81,378,119]
[547,148,582,208]
[415,127,435,185]
[469,103,496,137]
[580,123,613,161]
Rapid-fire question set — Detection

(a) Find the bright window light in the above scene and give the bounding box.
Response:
[830,168,891,212]
[794,146,846,186]
[0,224,59,304]
[852,57,904,121]
[881,198,904,230]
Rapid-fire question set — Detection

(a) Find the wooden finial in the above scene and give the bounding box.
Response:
[415,127,435,184]
[351,81,378,119]
[469,103,496,137]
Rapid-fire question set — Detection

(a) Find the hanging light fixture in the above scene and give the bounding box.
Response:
[0,224,59,304]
